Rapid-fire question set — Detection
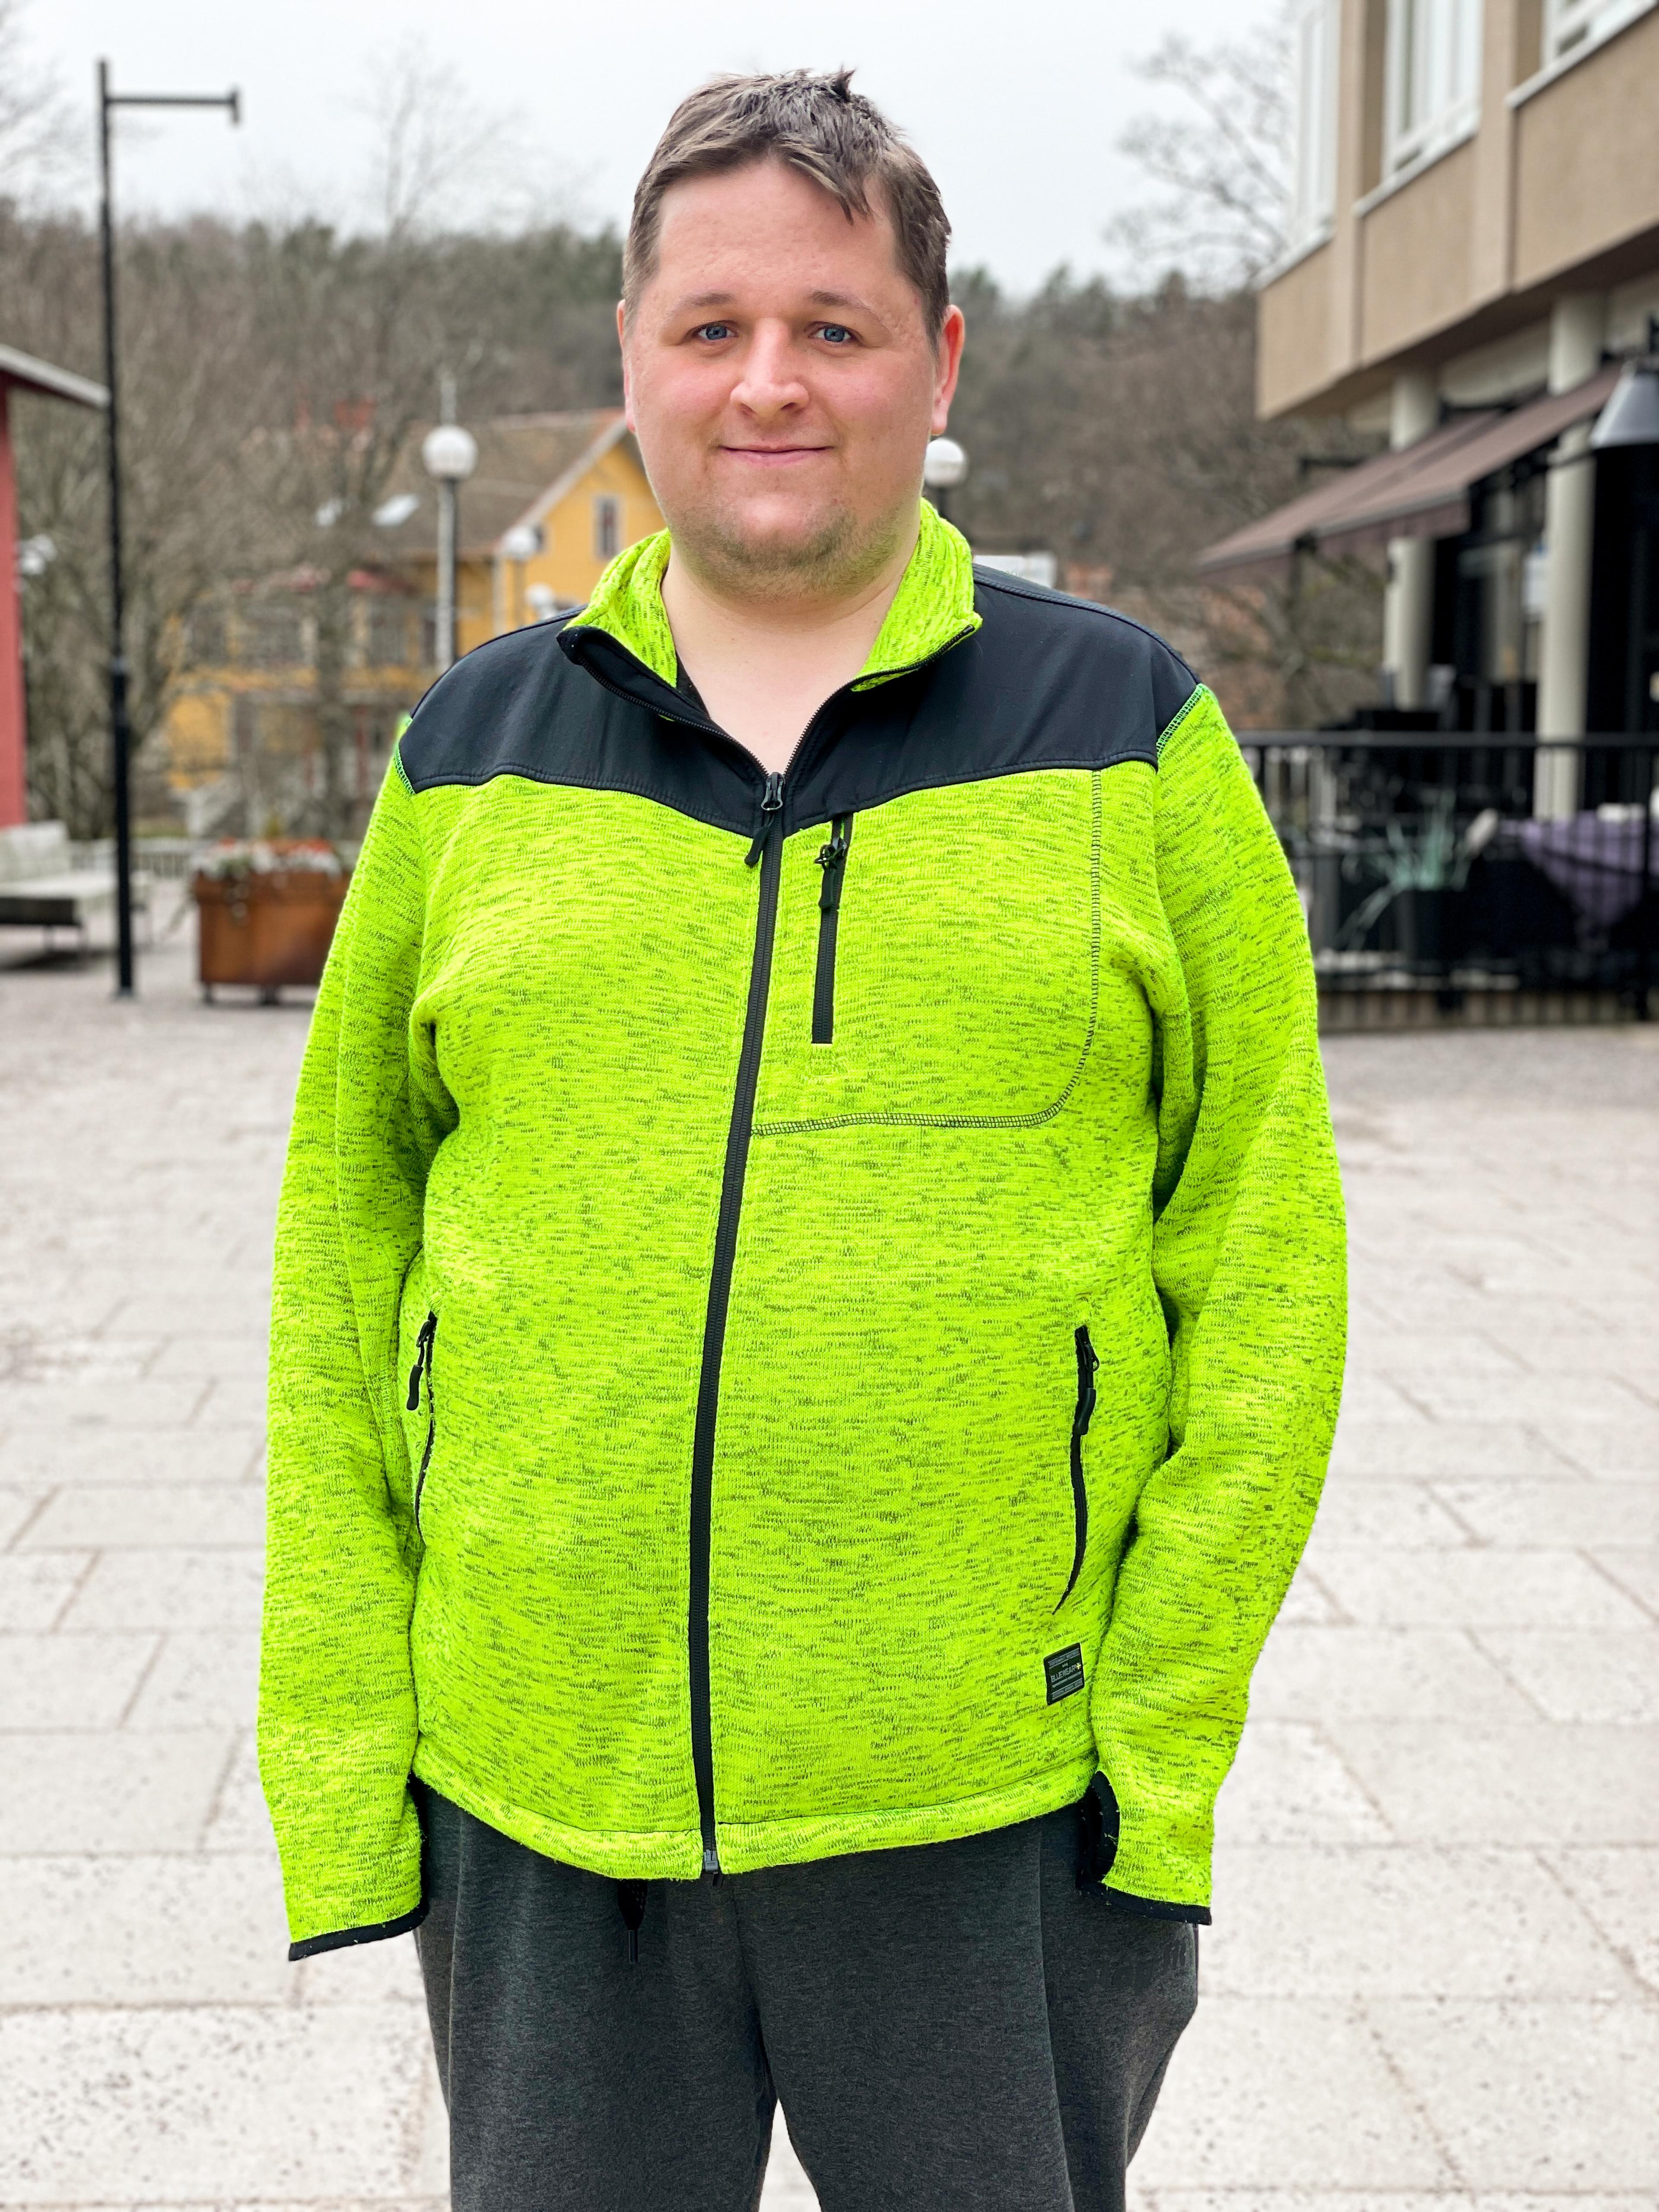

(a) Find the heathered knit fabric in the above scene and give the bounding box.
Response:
[259,510,1347,1951]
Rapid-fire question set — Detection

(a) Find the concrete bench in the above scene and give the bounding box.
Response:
[0,821,153,952]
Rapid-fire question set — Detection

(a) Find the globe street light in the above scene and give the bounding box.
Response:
[422,420,478,672]
[499,521,541,631]
[923,435,968,528]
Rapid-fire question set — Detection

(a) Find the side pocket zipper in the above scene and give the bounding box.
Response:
[1057,1323,1099,1610]
[812,815,853,1046]
[407,1311,437,1534]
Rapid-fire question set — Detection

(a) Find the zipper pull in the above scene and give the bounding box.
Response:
[745,772,785,868]
[406,1312,437,1411]
[816,819,850,912]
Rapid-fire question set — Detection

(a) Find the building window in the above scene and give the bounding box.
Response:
[1545,0,1654,60]
[593,494,622,561]
[1386,0,1483,175]
[1287,0,1341,251]
[364,601,412,668]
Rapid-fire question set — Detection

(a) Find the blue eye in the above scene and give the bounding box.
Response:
[819,324,854,345]
[694,323,735,342]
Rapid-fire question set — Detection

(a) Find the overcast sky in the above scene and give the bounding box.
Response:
[28,0,1270,294]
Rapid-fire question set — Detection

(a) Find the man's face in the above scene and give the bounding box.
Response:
[620,156,964,598]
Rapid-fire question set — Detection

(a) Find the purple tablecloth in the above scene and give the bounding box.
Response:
[1515,812,1655,929]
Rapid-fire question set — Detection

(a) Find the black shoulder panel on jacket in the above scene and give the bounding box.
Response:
[395,572,1203,840]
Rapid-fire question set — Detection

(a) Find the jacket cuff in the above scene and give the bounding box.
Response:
[1101,1885,1212,1924]
[288,1898,429,1961]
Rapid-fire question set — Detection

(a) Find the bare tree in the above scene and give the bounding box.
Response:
[0,0,75,200]
[1108,8,1293,292]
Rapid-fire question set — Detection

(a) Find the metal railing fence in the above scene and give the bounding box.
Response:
[1241,734,1657,1026]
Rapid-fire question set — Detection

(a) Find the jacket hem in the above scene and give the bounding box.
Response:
[715,1754,1102,1875]
[287,1898,429,1961]
[412,1738,706,1879]
[410,1739,1100,1881]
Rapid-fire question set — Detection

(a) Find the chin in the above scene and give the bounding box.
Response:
[673,496,896,592]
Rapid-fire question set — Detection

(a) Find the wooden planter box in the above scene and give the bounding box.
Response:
[194,868,350,1001]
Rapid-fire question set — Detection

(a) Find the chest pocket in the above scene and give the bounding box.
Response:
[754,769,1101,1134]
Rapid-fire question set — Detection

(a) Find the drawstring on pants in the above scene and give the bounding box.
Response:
[617,1879,647,1964]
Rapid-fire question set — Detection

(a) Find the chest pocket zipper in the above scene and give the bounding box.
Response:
[407,1311,438,1533]
[812,815,854,1046]
[1057,1323,1099,1610]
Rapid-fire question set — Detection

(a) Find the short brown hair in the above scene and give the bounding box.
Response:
[624,69,951,339]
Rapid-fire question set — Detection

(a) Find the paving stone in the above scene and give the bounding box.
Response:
[0,1631,158,1729]
[0,1853,291,2004]
[1302,1481,1475,1548]
[0,1551,91,1631]
[0,2003,434,2200]
[0,1483,45,1548]
[58,1548,265,1632]
[1430,1476,1659,1547]
[202,1732,277,1853]
[124,1629,261,1730]
[1325,1721,1659,1845]
[146,1333,270,1380]
[0,1729,233,1853]
[1211,1721,1391,1846]
[1202,1844,1639,2001]
[1392,1371,1656,1425]
[1472,1627,1659,1722]
[1585,1545,1659,1621]
[0,1427,264,1484]
[1244,1626,1539,1725]
[1365,1997,1659,2191]
[1529,1417,1659,1477]
[1307,1545,1651,1629]
[19,1483,265,1551]
[0,1376,210,1431]
[1128,1996,1456,2189]
[193,1375,272,1429]
[1541,1845,1659,1996]
[296,1929,425,2007]
[1325,1422,1576,1479]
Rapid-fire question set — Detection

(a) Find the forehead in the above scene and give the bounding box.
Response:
[648,157,910,308]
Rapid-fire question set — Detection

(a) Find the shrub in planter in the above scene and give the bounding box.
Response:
[192,839,351,1002]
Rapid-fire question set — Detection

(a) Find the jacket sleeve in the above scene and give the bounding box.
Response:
[257,752,445,1957]
[1086,685,1348,1918]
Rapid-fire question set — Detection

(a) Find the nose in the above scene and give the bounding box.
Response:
[729,319,810,422]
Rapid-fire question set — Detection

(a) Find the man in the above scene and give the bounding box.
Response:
[260,69,1346,2212]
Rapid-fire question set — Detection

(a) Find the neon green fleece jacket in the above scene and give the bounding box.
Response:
[259,505,1347,1957]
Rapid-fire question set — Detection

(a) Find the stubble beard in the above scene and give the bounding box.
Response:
[667,490,908,608]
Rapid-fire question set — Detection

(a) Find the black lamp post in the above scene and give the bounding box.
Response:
[98,60,238,996]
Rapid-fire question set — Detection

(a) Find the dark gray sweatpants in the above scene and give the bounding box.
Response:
[414,1781,1198,2212]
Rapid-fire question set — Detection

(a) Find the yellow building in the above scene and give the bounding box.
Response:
[161,410,663,831]
[372,409,662,655]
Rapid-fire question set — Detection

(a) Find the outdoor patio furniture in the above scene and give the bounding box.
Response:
[0,820,152,956]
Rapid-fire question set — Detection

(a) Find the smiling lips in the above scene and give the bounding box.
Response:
[720,444,833,464]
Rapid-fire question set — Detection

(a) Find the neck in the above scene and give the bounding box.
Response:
[660,507,920,661]
[658,509,921,775]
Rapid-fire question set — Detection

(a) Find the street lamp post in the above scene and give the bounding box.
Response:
[421,404,478,673]
[98,60,238,997]
[923,435,969,530]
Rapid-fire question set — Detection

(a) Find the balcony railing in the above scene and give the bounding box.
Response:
[1242,734,1657,1025]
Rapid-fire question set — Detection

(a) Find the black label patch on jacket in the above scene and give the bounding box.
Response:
[1045,1644,1085,1705]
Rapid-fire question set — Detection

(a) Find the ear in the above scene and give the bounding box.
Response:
[616,300,636,431]
[930,304,966,435]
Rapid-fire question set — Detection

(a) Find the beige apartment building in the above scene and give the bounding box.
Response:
[1201,0,1659,782]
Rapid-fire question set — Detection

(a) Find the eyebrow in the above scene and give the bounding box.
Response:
[664,288,881,318]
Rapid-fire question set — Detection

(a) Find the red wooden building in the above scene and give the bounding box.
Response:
[0,345,108,828]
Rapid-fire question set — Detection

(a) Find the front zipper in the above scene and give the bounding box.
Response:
[407,1311,437,1534]
[563,620,979,1881]
[812,815,853,1045]
[1057,1324,1098,1610]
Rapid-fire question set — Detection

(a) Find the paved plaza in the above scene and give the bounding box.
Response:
[1,914,1656,2210]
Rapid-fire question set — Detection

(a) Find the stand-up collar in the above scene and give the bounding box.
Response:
[564,499,982,691]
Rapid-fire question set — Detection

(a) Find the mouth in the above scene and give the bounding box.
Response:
[718,444,833,466]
